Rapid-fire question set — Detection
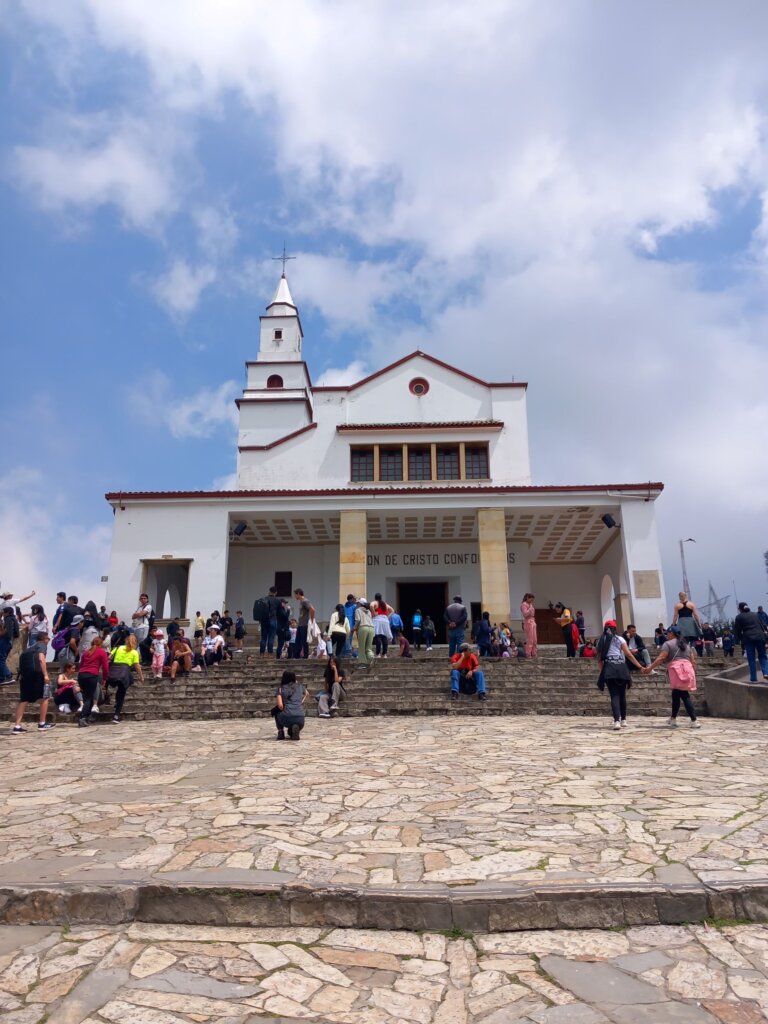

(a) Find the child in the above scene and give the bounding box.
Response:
[311,630,328,659]
[234,610,245,652]
[722,629,736,657]
[150,629,168,679]
[287,619,298,659]
[54,662,84,715]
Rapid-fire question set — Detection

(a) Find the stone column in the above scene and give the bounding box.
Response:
[477,508,511,625]
[615,592,631,632]
[339,510,367,603]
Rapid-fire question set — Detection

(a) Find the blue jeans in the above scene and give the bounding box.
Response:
[451,668,486,694]
[448,628,465,657]
[260,618,277,654]
[294,625,309,659]
[0,636,12,681]
[745,641,768,682]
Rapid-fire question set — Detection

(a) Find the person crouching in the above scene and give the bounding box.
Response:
[450,643,487,702]
[275,670,306,740]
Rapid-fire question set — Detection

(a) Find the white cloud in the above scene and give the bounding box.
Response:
[151,259,217,316]
[7,0,768,602]
[315,360,368,386]
[0,467,110,615]
[13,115,178,230]
[135,373,239,439]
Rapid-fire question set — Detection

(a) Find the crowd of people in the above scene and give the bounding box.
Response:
[2,581,766,737]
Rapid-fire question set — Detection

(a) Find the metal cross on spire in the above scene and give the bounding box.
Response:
[272,242,296,277]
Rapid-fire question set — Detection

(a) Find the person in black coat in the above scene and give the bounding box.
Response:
[734,602,768,683]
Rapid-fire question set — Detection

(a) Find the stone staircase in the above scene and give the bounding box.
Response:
[2,646,737,724]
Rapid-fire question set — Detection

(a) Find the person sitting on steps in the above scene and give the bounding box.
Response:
[317,655,346,718]
[450,643,487,701]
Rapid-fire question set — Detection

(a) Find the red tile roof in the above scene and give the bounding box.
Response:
[106,482,663,502]
[336,420,503,432]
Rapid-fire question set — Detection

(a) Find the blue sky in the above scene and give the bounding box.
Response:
[1,0,767,618]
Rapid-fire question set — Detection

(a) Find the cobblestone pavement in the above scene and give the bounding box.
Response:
[3,920,768,1022]
[1,717,767,890]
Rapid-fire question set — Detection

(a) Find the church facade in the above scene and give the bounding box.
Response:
[105,274,667,640]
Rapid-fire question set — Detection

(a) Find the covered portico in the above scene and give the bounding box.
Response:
[216,483,666,637]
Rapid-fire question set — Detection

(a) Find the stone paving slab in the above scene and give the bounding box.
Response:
[3,921,768,1022]
[2,718,767,892]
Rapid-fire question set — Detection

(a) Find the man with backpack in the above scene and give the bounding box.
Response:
[275,597,292,659]
[449,643,487,701]
[13,627,55,733]
[0,601,21,685]
[254,586,279,655]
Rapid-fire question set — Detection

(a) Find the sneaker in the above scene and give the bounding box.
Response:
[78,719,89,727]
[450,691,459,700]
[276,731,286,740]
[289,724,301,741]
[613,721,621,731]
[191,665,203,673]
[329,702,339,711]
[92,705,99,715]
[112,715,120,724]
[38,723,55,731]
[667,718,678,727]
[690,720,701,729]
[319,712,331,719]
[478,692,487,701]
[620,720,628,728]
[11,726,26,734]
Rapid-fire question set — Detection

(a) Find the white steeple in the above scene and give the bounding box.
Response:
[258,272,303,362]
[267,274,297,315]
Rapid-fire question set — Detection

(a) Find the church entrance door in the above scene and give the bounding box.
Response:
[397,581,448,644]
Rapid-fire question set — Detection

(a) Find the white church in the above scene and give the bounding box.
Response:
[105,273,668,641]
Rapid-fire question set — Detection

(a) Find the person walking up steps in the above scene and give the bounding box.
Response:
[520,594,538,658]
[644,624,701,728]
[596,619,644,730]
[354,598,375,668]
[13,628,55,733]
[733,602,768,683]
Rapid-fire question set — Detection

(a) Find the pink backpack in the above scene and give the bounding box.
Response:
[668,655,697,692]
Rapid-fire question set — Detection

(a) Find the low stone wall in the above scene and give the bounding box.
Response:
[704,665,768,719]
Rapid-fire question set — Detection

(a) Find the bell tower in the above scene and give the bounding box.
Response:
[236,271,313,484]
[258,273,303,362]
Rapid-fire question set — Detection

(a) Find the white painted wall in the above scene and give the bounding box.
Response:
[237,355,531,489]
[530,564,603,638]
[619,499,668,636]
[225,543,339,625]
[106,503,231,623]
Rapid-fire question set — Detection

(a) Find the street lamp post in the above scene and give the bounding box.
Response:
[679,538,696,597]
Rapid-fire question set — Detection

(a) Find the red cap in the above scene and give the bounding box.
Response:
[604,619,617,629]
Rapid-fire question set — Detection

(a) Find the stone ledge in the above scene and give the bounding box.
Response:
[2,877,768,932]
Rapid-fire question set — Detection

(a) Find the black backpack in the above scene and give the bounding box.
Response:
[276,601,291,630]
[18,646,43,681]
[458,671,477,695]
[253,597,268,621]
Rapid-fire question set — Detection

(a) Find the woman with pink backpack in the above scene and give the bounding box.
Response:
[644,624,701,729]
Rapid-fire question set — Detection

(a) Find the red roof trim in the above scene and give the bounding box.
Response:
[106,482,664,502]
[337,421,504,432]
[237,422,317,453]
[312,351,527,393]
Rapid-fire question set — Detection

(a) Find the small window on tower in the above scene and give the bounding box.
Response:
[436,446,460,479]
[274,329,283,341]
[266,374,283,389]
